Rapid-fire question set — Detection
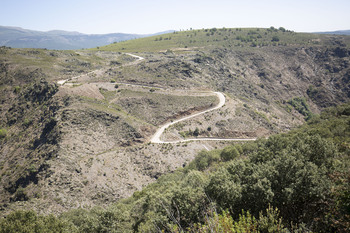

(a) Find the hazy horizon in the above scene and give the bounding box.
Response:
[1,0,350,35]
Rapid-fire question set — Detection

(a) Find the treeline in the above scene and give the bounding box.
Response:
[1,103,350,232]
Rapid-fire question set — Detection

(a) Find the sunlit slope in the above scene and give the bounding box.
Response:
[95,27,346,52]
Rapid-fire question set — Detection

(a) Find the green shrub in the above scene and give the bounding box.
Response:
[288,97,313,120]
[23,118,31,127]
[272,35,280,42]
[0,128,7,139]
[193,127,199,136]
[188,151,219,171]
[220,146,240,161]
[13,187,28,202]
[13,86,21,93]
[110,79,116,83]
[0,210,74,233]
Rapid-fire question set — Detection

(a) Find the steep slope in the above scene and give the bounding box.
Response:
[0,27,349,216]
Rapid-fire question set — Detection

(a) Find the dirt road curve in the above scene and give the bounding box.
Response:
[150,92,224,143]
[125,53,144,60]
[57,53,256,144]
[150,92,256,143]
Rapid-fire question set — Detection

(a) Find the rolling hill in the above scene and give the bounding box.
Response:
[316,29,350,35]
[0,26,173,50]
[0,27,349,232]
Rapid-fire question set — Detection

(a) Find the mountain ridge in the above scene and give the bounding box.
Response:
[314,29,350,35]
[0,26,174,50]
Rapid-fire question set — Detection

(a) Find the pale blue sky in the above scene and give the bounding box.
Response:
[1,0,349,34]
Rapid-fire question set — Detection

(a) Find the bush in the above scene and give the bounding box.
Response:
[272,36,280,42]
[208,133,335,225]
[13,188,29,202]
[23,118,31,127]
[13,86,21,94]
[0,210,74,233]
[188,151,219,171]
[0,128,7,139]
[110,79,116,83]
[114,84,119,89]
[193,127,199,136]
[288,97,313,120]
[220,146,240,161]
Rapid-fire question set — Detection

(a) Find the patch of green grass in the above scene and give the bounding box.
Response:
[94,27,332,53]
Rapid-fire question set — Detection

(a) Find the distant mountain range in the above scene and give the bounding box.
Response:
[314,30,350,35]
[0,26,173,50]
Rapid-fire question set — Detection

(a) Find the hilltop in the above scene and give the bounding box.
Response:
[97,27,350,52]
[0,27,349,221]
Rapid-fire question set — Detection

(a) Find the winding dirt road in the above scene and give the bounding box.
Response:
[150,92,224,143]
[57,53,256,144]
[150,92,256,143]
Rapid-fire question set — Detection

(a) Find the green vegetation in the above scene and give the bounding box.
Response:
[0,210,74,233]
[288,97,313,120]
[1,26,350,232]
[0,128,7,139]
[0,47,129,83]
[1,103,349,232]
[95,27,337,53]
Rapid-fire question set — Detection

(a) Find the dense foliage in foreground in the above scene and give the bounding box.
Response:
[1,103,349,232]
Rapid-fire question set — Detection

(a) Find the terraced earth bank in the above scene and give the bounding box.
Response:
[0,28,349,215]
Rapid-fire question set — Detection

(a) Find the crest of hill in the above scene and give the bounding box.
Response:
[97,27,350,52]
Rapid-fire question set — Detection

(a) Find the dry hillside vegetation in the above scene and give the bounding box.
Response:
[0,28,349,215]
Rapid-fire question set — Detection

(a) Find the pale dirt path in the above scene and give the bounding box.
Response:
[150,91,257,143]
[125,53,144,61]
[57,69,103,86]
[57,53,256,144]
[57,53,145,86]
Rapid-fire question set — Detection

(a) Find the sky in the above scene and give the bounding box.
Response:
[1,0,350,34]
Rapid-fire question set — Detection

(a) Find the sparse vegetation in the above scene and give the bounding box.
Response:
[1,103,349,232]
[95,27,338,52]
[0,27,350,233]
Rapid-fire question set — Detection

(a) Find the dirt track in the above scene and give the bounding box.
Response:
[57,53,257,144]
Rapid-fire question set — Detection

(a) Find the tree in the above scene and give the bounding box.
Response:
[193,127,199,137]
[271,36,280,42]
[220,146,240,161]
[0,210,74,233]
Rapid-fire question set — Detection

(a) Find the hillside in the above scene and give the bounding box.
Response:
[0,27,349,224]
[0,26,173,50]
[316,29,350,35]
[1,103,349,232]
[97,27,350,52]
